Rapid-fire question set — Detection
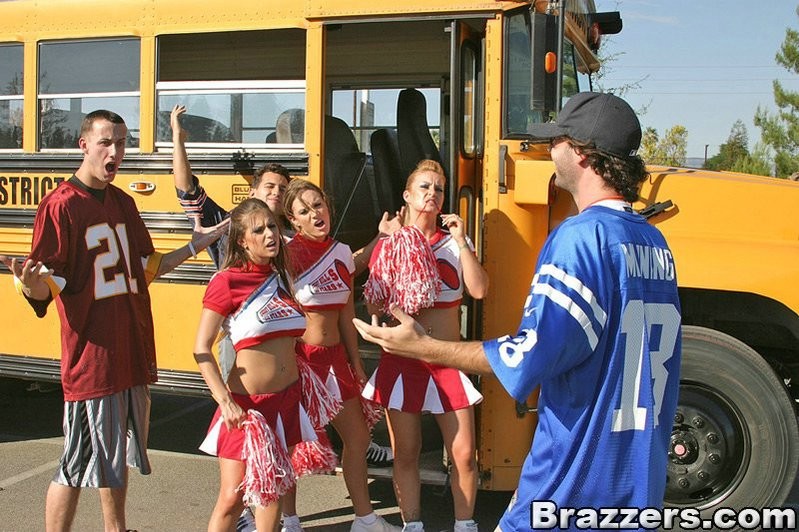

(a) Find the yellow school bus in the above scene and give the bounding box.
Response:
[0,0,797,520]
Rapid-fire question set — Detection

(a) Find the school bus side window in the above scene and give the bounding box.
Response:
[0,43,23,150]
[155,29,307,150]
[38,38,141,150]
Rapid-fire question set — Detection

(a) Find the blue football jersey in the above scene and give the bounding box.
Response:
[484,204,682,531]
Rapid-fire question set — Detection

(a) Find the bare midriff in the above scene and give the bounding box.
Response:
[302,308,342,347]
[226,335,299,395]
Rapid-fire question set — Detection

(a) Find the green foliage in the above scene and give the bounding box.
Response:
[730,142,774,177]
[705,120,750,170]
[639,125,687,167]
[754,19,799,177]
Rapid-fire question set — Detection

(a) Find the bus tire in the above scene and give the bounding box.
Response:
[665,325,799,520]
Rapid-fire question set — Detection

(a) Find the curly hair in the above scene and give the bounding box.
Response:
[221,198,294,297]
[569,139,649,203]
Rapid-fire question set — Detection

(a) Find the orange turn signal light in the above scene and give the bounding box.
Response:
[545,52,557,74]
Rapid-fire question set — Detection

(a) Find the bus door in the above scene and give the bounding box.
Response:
[448,20,484,344]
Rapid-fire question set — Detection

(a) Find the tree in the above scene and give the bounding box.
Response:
[704,120,750,171]
[731,142,774,177]
[639,125,687,167]
[704,121,774,176]
[754,9,799,178]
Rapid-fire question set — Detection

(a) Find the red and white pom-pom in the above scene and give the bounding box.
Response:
[291,431,338,477]
[238,410,296,507]
[363,225,441,315]
[351,368,383,431]
[296,356,342,429]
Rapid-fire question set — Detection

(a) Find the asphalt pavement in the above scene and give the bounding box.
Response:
[0,378,511,531]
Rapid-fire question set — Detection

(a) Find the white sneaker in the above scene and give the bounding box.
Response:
[281,515,304,532]
[350,514,402,532]
[453,519,479,532]
[401,521,424,532]
[365,440,394,467]
[236,507,256,532]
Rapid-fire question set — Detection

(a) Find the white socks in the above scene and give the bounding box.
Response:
[354,512,379,526]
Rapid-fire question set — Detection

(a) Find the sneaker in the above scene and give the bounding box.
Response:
[365,440,394,467]
[281,515,304,532]
[236,507,256,532]
[401,522,424,532]
[453,520,479,532]
[350,514,402,532]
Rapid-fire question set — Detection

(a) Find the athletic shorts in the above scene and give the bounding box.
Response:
[54,385,151,489]
[295,342,361,402]
[199,379,317,461]
[362,352,483,413]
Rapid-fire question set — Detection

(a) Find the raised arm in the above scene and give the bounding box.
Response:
[352,207,404,276]
[171,105,195,195]
[441,213,489,299]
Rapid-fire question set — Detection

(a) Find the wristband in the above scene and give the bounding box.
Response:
[188,241,197,258]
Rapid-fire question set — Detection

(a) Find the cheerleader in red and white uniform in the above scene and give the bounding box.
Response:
[194,198,337,532]
[362,160,489,532]
[280,179,401,532]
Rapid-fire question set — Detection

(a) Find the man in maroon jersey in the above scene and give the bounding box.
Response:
[2,110,226,532]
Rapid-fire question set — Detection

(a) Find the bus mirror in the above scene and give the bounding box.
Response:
[514,159,554,205]
[530,13,557,117]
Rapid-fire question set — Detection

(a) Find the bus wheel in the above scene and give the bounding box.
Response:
[665,325,799,514]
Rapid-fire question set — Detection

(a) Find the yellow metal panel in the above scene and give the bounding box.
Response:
[305,23,325,187]
[22,40,36,152]
[139,36,156,152]
[639,168,799,314]
[513,159,554,205]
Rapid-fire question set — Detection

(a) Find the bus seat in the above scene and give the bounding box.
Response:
[396,88,442,178]
[275,108,305,144]
[370,128,403,214]
[323,115,375,247]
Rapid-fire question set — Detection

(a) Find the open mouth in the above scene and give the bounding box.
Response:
[105,162,116,174]
[313,219,326,229]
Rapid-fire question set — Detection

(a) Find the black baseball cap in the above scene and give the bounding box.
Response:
[529,92,642,158]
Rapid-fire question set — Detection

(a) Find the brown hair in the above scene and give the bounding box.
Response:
[569,139,649,203]
[80,110,125,137]
[220,198,293,297]
[252,163,291,189]
[282,178,332,221]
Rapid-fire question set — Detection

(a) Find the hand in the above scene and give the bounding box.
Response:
[352,304,428,358]
[170,104,188,143]
[1,255,52,300]
[440,213,465,242]
[220,398,247,430]
[191,217,230,250]
[377,206,405,237]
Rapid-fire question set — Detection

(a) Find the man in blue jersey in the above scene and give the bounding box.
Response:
[353,92,682,531]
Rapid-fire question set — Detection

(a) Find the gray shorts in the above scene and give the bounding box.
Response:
[54,385,152,488]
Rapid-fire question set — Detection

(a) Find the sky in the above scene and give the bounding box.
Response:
[596,0,799,161]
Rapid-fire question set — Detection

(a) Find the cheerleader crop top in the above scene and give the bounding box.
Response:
[287,234,355,311]
[369,228,473,309]
[203,263,306,350]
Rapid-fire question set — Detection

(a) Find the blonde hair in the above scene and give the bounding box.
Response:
[404,159,445,190]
